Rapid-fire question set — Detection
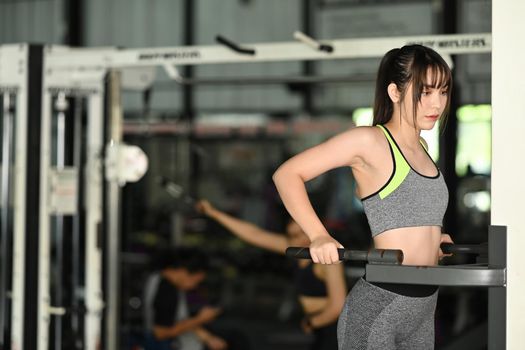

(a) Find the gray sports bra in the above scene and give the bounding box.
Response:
[361,125,449,237]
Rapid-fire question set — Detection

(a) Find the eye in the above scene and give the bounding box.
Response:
[441,90,449,96]
[421,90,431,96]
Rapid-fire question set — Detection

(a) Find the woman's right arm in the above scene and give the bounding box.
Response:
[197,200,288,254]
[272,127,372,264]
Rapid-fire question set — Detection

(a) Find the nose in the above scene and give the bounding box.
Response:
[430,91,443,109]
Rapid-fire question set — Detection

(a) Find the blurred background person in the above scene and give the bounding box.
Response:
[143,247,227,350]
[196,199,346,350]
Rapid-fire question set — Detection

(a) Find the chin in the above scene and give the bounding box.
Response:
[419,121,438,130]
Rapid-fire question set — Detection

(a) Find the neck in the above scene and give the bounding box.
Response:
[385,119,421,147]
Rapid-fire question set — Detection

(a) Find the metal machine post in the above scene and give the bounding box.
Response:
[0,44,45,350]
[1,90,15,349]
[104,70,124,350]
[488,225,506,349]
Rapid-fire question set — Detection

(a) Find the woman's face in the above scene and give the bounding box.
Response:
[286,220,310,246]
[401,69,449,131]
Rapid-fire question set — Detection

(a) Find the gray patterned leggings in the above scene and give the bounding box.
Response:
[337,278,438,350]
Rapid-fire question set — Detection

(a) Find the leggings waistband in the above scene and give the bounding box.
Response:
[367,280,438,297]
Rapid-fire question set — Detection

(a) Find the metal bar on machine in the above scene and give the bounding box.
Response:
[0,92,13,348]
[23,44,46,350]
[37,85,53,350]
[45,32,491,69]
[8,44,29,350]
[365,264,505,287]
[84,84,104,350]
[105,70,123,350]
[51,92,68,350]
[153,73,375,86]
[488,225,506,349]
[71,96,83,348]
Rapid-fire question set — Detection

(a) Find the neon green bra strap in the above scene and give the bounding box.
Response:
[377,125,410,199]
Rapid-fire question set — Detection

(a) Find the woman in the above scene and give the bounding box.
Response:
[196,200,346,350]
[272,44,453,349]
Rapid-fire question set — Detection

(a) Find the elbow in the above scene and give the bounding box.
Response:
[272,163,296,189]
[272,165,285,187]
[273,162,307,194]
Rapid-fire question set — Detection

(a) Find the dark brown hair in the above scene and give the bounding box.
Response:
[372,44,452,131]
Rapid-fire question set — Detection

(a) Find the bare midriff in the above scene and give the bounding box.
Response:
[373,226,442,266]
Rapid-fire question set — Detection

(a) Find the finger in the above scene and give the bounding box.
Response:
[314,248,324,264]
[330,246,340,264]
[323,248,332,265]
[317,251,325,264]
[311,249,320,264]
[324,246,333,264]
[325,244,337,264]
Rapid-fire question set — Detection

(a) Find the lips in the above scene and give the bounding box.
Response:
[426,115,439,121]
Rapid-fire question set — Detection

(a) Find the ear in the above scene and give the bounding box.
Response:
[387,83,400,103]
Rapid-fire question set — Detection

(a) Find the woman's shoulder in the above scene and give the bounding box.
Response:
[338,125,385,148]
[344,124,382,137]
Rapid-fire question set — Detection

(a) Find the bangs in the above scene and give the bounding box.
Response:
[412,59,452,93]
[427,63,452,89]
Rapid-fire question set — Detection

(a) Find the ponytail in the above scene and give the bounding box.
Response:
[373,48,399,125]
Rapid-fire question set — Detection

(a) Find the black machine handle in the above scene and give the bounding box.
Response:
[216,35,256,55]
[285,247,404,265]
[440,242,488,255]
[286,242,487,265]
